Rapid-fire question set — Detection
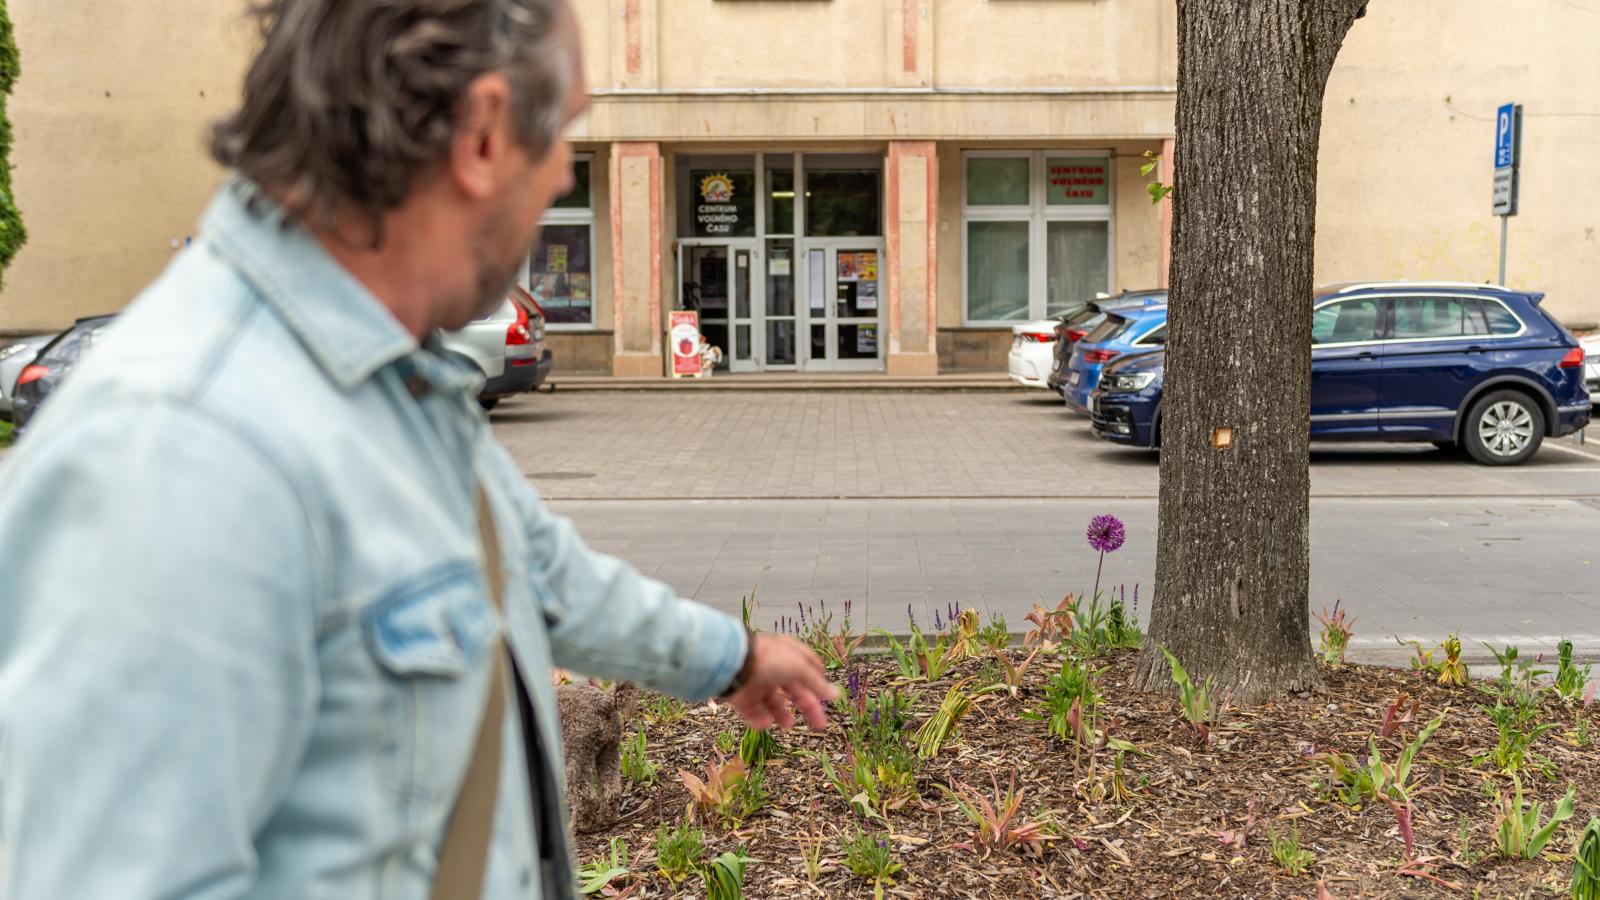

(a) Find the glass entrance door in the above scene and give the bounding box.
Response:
[802,242,885,372]
[678,242,763,373]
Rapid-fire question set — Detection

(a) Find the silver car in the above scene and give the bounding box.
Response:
[0,333,58,422]
[439,286,551,410]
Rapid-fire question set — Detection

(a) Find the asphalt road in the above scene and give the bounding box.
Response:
[494,389,1600,663]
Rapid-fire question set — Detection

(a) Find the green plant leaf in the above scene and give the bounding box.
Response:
[1527,785,1577,857]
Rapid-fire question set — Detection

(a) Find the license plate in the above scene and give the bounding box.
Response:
[1052,358,1062,372]
[1088,396,1097,415]
[1069,372,1081,387]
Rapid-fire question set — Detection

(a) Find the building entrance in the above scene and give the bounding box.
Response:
[675,152,884,373]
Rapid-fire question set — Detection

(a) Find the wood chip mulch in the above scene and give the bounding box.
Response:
[576,648,1599,899]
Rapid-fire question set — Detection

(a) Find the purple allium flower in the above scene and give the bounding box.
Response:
[1086,514,1126,554]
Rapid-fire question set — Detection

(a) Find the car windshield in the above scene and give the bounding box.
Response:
[43,322,111,365]
[1065,307,1102,327]
[1084,314,1129,344]
[1136,324,1167,346]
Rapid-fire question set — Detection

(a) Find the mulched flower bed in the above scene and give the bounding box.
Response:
[578,648,1599,898]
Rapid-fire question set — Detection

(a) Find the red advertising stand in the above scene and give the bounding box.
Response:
[670,310,703,378]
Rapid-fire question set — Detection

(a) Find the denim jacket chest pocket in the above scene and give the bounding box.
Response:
[361,564,500,807]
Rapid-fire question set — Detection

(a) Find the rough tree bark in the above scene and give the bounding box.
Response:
[1131,1,1369,705]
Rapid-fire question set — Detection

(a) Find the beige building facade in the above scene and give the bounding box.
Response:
[4,0,1597,377]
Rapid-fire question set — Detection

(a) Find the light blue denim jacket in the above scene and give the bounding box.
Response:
[0,180,747,900]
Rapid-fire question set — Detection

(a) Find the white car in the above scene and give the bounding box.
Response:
[1007,318,1064,389]
[1583,333,1600,406]
[439,287,551,410]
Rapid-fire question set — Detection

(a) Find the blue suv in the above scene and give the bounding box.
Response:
[1062,304,1168,414]
[1089,283,1592,466]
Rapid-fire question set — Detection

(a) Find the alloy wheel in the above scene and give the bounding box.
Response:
[1478,400,1534,457]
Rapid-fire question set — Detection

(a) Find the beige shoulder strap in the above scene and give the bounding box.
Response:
[430,487,510,900]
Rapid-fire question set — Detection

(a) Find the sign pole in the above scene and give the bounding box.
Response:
[1491,102,1522,285]
[1498,215,1508,286]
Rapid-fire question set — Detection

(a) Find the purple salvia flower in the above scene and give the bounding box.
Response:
[934,609,943,631]
[871,704,880,727]
[907,604,916,630]
[1086,514,1126,554]
[820,598,827,612]
[798,602,807,628]
[844,599,852,619]
[847,666,862,700]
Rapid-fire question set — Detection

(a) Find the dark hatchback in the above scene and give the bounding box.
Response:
[11,315,116,438]
[1089,283,1591,466]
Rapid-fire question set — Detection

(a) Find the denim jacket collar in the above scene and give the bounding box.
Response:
[201,177,422,393]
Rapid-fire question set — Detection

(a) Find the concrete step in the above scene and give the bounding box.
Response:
[545,372,1027,392]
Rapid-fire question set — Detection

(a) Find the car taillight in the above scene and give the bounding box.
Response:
[1559,347,1585,368]
[16,364,48,386]
[506,300,532,346]
[1085,349,1121,364]
[1022,332,1054,343]
[1065,329,1088,342]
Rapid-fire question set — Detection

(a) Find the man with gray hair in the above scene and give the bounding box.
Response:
[0,1,837,897]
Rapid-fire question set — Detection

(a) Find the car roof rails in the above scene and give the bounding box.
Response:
[1335,281,1509,293]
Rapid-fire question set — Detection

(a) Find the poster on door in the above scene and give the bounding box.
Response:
[837,251,879,283]
[670,311,703,378]
[547,244,568,273]
[856,324,879,356]
[857,279,879,311]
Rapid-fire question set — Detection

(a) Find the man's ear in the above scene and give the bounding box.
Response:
[448,72,513,201]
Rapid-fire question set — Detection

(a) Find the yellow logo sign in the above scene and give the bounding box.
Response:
[699,173,734,204]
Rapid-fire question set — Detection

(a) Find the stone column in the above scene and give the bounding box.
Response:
[609,142,663,377]
[885,141,939,376]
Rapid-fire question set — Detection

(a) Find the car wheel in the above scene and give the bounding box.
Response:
[1462,390,1544,466]
[479,396,499,412]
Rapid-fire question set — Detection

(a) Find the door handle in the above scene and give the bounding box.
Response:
[1356,351,1377,361]
[1465,345,1486,354]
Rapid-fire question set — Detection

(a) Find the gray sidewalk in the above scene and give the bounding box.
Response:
[496,389,1600,662]
[550,495,1600,662]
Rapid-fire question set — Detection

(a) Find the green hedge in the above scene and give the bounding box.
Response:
[0,1,25,290]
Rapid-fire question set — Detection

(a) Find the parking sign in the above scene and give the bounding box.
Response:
[1494,104,1517,169]
[1492,103,1521,217]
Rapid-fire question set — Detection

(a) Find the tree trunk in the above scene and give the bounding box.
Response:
[1131,0,1369,705]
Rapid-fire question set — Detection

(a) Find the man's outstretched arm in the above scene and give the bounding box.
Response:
[486,445,836,727]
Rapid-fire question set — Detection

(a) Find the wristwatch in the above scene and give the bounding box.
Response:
[719,628,758,699]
